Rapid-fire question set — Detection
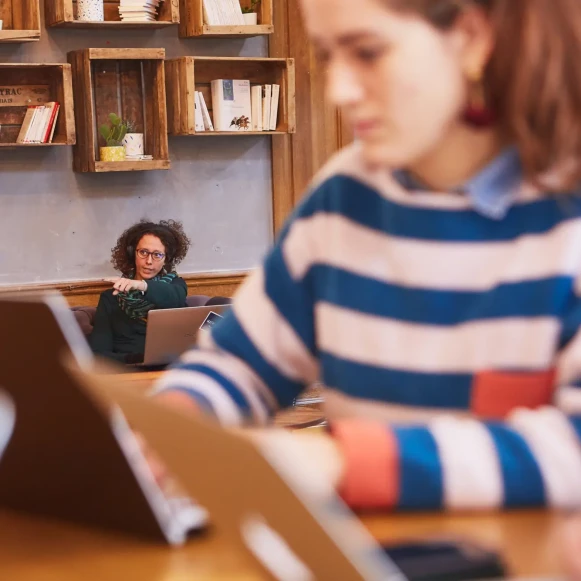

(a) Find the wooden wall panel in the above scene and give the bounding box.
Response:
[269,0,352,234]
[0,272,247,308]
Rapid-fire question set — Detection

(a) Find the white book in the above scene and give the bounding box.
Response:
[194,92,205,132]
[23,107,39,143]
[198,92,214,131]
[213,0,229,24]
[30,106,46,143]
[269,84,280,131]
[251,85,262,131]
[210,79,252,131]
[201,0,219,24]
[262,84,271,131]
[16,108,36,144]
[227,0,245,24]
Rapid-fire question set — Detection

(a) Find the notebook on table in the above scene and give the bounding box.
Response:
[0,292,403,579]
[0,292,206,544]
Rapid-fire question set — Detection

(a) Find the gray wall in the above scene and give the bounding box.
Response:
[0,8,273,285]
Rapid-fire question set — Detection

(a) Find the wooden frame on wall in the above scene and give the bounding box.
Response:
[165,56,295,136]
[68,48,170,173]
[178,0,273,38]
[45,0,179,29]
[0,63,76,146]
[0,0,41,42]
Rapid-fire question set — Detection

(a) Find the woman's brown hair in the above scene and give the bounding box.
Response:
[391,0,581,192]
[111,219,191,276]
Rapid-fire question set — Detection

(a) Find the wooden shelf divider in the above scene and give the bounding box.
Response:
[0,0,41,42]
[45,0,179,29]
[178,0,272,37]
[68,48,170,173]
[0,63,76,146]
[165,56,295,136]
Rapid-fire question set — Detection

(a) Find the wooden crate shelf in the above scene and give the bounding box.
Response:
[45,0,179,29]
[178,0,272,37]
[0,0,41,42]
[165,56,295,136]
[68,48,170,173]
[0,63,76,146]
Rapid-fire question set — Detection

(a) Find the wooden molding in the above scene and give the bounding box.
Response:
[0,271,248,308]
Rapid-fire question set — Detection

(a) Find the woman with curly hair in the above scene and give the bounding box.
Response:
[89,219,191,364]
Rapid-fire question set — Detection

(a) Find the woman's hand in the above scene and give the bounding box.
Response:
[105,277,147,295]
[561,515,581,580]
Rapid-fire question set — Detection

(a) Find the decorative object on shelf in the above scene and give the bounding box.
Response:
[241,0,258,24]
[77,0,105,21]
[0,20,3,30]
[99,112,128,161]
[242,12,257,25]
[121,123,145,157]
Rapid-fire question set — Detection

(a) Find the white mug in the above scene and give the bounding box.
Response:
[0,20,4,30]
[122,133,144,157]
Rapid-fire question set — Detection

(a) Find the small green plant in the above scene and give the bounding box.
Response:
[99,113,131,147]
[241,0,259,13]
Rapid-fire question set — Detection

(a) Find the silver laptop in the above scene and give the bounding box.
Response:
[143,305,231,365]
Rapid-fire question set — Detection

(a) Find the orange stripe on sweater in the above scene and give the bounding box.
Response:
[331,419,398,510]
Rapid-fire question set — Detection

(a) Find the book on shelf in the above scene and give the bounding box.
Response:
[118,0,164,21]
[194,91,205,132]
[261,84,271,132]
[16,102,60,144]
[211,79,252,131]
[202,0,244,25]
[250,85,262,131]
[198,92,214,131]
[269,83,280,130]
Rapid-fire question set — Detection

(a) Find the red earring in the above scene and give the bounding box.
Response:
[462,70,496,128]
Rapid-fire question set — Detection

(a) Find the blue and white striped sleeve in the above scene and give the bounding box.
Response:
[151,200,321,426]
[330,408,581,511]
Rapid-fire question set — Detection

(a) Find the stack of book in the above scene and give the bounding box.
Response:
[205,79,280,132]
[201,0,245,25]
[16,102,60,144]
[251,83,280,131]
[118,0,164,22]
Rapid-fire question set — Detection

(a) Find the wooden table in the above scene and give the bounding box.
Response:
[116,371,326,429]
[0,509,566,580]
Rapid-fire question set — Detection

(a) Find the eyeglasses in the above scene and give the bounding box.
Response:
[136,248,165,261]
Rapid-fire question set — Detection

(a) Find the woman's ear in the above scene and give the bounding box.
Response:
[451,4,496,78]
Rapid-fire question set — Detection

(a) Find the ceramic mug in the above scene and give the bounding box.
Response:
[122,133,144,157]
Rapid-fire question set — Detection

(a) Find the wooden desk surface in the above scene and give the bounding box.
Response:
[0,509,565,580]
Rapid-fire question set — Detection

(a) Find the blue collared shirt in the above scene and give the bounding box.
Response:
[393,147,523,221]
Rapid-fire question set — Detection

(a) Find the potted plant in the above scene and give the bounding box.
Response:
[99,113,129,162]
[241,0,259,25]
[121,121,145,158]
[76,0,104,22]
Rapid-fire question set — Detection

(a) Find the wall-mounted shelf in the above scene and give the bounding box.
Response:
[178,0,272,37]
[165,56,295,136]
[0,0,40,42]
[68,48,170,173]
[45,0,179,29]
[0,63,76,146]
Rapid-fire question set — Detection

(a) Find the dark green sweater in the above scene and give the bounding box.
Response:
[89,277,188,363]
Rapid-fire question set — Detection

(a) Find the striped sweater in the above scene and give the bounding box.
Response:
[154,144,581,511]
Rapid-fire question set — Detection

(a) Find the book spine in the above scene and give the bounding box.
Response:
[210,79,224,131]
[16,107,35,144]
[269,84,280,131]
[47,104,60,143]
[262,84,271,131]
[199,92,214,131]
[42,102,58,143]
[194,92,205,131]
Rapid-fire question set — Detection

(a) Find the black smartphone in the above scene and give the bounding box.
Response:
[382,539,507,581]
